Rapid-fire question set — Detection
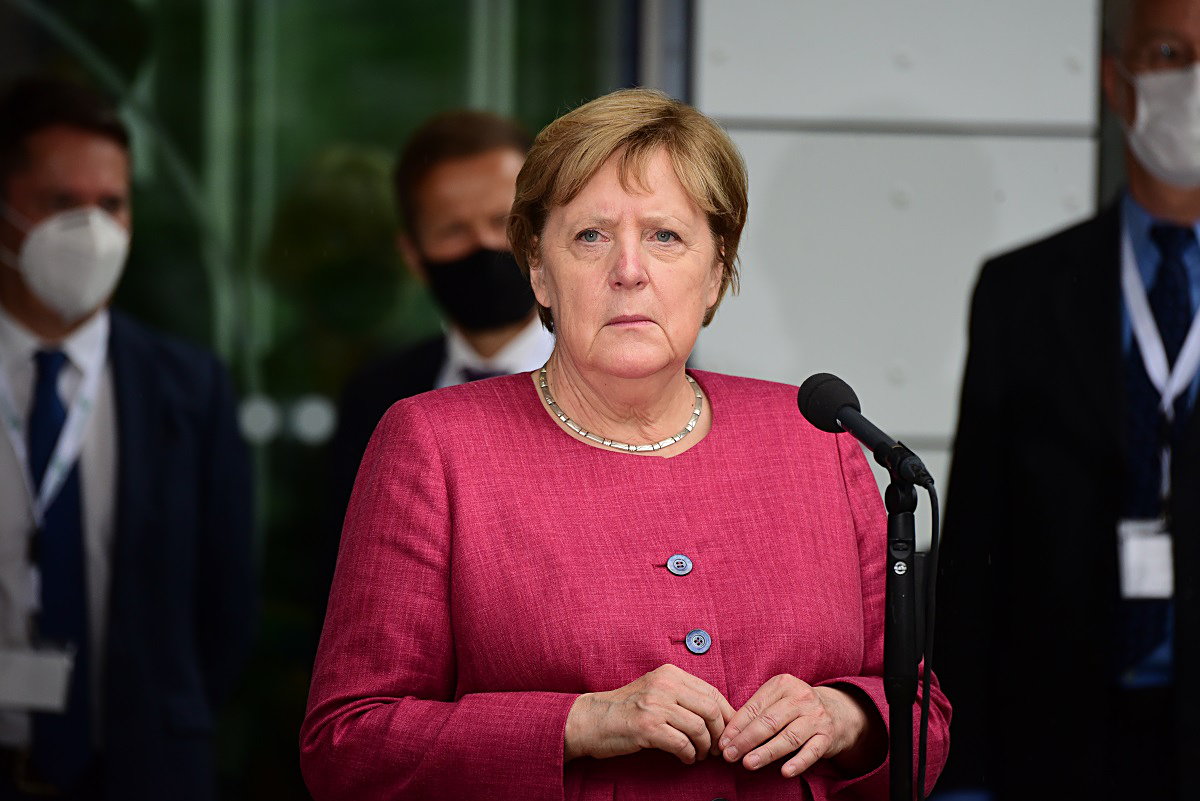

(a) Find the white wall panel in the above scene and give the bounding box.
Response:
[696,0,1099,128]
[695,129,1097,440]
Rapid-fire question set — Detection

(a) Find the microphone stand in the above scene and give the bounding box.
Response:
[882,445,920,801]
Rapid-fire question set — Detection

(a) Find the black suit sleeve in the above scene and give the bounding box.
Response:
[195,356,256,708]
[936,260,1012,792]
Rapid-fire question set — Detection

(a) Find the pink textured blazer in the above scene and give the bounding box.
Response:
[301,371,950,800]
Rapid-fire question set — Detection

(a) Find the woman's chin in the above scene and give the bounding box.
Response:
[589,346,679,381]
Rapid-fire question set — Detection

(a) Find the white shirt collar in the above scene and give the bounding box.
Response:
[0,305,110,377]
[0,306,39,372]
[440,315,555,387]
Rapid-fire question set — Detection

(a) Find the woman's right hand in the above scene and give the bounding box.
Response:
[564,664,736,764]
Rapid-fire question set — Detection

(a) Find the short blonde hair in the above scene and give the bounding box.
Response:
[508,87,748,332]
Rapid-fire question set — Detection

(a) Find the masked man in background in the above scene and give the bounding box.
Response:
[0,76,254,800]
[937,1,1200,798]
[330,110,551,526]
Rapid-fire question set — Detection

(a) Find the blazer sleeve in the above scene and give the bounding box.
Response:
[810,431,952,800]
[195,356,256,709]
[300,399,578,801]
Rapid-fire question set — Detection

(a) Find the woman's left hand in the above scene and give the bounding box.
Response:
[717,675,884,778]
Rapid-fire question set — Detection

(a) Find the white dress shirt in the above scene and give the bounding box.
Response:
[0,306,116,747]
[435,315,555,390]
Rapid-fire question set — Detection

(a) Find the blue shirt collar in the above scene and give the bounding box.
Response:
[1121,192,1200,289]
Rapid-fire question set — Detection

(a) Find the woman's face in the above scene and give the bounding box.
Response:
[531,147,722,380]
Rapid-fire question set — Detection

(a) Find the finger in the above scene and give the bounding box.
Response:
[671,669,737,722]
[657,668,735,752]
[780,732,833,778]
[651,721,698,764]
[672,686,731,755]
[726,695,808,761]
[720,684,781,754]
[662,705,713,760]
[743,716,822,772]
[715,691,737,722]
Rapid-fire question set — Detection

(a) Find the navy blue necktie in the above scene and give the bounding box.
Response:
[1120,224,1196,682]
[28,349,92,786]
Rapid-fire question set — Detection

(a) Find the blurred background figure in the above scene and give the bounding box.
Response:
[258,144,440,668]
[0,76,254,799]
[262,144,438,400]
[937,0,1200,799]
[329,109,552,531]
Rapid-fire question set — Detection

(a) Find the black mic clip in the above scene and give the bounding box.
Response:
[885,441,934,490]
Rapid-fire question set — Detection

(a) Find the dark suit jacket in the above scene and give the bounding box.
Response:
[936,204,1200,799]
[99,310,255,800]
[328,335,446,535]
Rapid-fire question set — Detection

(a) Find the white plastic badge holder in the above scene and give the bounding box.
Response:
[0,648,73,712]
[1118,518,1174,600]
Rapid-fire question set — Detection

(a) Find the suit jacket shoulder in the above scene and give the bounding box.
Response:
[109,309,230,409]
[345,335,446,401]
[975,204,1120,305]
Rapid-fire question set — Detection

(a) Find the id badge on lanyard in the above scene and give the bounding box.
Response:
[0,647,74,712]
[0,338,105,712]
[0,338,104,623]
[1118,230,1200,599]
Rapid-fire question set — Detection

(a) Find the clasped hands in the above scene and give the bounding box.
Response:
[564,664,881,778]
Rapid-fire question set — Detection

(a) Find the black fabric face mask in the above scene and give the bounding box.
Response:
[421,247,536,332]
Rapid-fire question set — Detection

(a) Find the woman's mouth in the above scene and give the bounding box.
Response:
[607,314,653,326]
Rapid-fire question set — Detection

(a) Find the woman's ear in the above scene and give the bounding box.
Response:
[528,237,553,308]
[706,247,725,308]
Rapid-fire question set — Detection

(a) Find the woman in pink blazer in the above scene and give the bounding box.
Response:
[301,88,950,801]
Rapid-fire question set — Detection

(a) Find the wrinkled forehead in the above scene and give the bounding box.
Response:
[553,142,715,220]
[609,145,668,198]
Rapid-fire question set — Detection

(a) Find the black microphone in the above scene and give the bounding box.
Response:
[797,373,933,488]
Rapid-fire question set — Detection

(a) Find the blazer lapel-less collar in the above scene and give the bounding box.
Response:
[1053,202,1125,451]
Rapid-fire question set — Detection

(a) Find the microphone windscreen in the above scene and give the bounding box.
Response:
[797,373,860,433]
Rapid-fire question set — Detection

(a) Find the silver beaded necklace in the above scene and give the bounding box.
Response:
[538,364,704,452]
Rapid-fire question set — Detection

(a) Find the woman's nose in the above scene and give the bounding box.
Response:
[611,242,649,288]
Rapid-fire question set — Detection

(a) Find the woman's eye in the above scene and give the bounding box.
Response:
[654,230,678,243]
[577,229,601,243]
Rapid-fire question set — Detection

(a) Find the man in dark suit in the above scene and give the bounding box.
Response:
[330,110,553,522]
[936,1,1200,798]
[0,77,253,799]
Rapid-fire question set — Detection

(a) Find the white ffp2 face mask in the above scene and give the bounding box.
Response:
[1126,63,1200,188]
[1,206,130,324]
